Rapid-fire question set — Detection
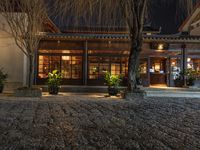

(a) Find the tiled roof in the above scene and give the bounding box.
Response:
[43,33,200,43]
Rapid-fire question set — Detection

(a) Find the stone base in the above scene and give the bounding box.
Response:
[124,89,146,100]
[14,87,42,97]
[3,82,23,92]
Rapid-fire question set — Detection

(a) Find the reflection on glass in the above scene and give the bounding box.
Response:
[171,58,181,80]
[151,59,165,74]
[88,56,128,79]
[111,64,120,75]
[72,56,82,79]
[139,61,147,74]
[38,55,82,79]
[38,56,49,78]
[61,57,71,79]
[187,58,200,71]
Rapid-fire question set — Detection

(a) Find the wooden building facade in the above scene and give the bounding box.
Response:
[36,32,200,87]
[36,3,200,87]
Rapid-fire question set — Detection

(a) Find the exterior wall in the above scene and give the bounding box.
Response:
[0,15,26,91]
[37,38,200,87]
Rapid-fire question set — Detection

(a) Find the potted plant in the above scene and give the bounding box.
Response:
[0,68,8,93]
[174,69,199,87]
[47,70,62,95]
[185,69,197,86]
[174,72,184,87]
[104,72,122,96]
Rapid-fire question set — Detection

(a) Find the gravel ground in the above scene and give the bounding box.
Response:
[0,93,200,150]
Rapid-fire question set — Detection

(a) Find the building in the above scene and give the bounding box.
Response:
[36,3,200,87]
[0,15,59,91]
[1,3,200,89]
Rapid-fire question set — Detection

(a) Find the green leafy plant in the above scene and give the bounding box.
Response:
[184,69,200,86]
[47,70,62,87]
[104,72,122,87]
[174,69,200,86]
[0,68,8,86]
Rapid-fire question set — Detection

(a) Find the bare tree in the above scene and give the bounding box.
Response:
[0,0,47,88]
[53,0,198,92]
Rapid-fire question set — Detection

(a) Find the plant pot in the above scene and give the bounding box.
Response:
[187,78,195,86]
[0,84,4,93]
[48,86,59,95]
[174,79,184,87]
[108,87,119,96]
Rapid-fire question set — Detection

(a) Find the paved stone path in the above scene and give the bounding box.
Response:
[0,93,200,149]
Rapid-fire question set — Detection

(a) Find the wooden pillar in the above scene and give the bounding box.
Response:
[167,57,171,87]
[34,48,38,85]
[181,44,187,87]
[147,57,151,86]
[84,40,88,85]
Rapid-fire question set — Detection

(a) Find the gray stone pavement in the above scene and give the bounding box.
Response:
[0,93,200,150]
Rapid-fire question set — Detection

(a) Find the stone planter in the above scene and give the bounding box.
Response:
[0,84,4,93]
[108,87,119,96]
[189,79,200,88]
[14,87,42,97]
[48,86,59,95]
[174,79,184,87]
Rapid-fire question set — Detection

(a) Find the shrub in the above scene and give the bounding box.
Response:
[104,72,122,87]
[0,68,8,86]
[47,70,62,87]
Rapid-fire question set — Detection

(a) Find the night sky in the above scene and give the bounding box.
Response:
[149,1,189,34]
[52,1,199,34]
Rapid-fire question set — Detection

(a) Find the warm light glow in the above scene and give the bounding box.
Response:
[171,62,176,66]
[187,58,191,62]
[62,56,70,60]
[158,44,164,50]
[146,33,152,35]
[62,50,70,53]
[155,63,160,71]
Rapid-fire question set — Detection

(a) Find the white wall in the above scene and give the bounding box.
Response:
[0,15,26,91]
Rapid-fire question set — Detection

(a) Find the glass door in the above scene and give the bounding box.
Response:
[150,58,167,85]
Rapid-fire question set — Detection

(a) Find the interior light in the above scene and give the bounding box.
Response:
[62,56,70,60]
[62,50,70,53]
[187,58,191,62]
[158,44,164,50]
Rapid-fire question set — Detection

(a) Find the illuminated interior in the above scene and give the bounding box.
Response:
[38,50,83,79]
[88,56,128,79]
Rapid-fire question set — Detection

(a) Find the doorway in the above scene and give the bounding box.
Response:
[150,57,167,86]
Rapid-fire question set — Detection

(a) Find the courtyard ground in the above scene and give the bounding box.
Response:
[0,93,200,150]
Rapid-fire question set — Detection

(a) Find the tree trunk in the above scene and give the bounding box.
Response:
[28,55,34,88]
[127,38,142,92]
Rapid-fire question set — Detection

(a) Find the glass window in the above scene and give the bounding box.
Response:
[72,56,82,79]
[171,58,181,80]
[38,54,82,79]
[49,56,60,71]
[61,56,71,79]
[151,59,166,74]
[111,64,120,75]
[38,56,49,78]
[139,60,147,74]
[39,49,83,54]
[121,58,128,76]
[89,63,99,79]
[186,58,200,71]
[88,56,129,79]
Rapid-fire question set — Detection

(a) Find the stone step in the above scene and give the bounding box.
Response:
[145,90,200,98]
[40,86,126,93]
